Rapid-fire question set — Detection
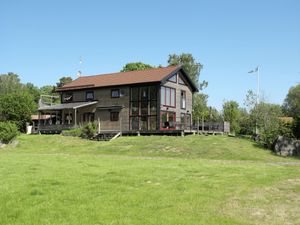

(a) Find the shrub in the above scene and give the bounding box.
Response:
[0,121,19,143]
[80,123,97,139]
[62,128,82,137]
[293,116,300,139]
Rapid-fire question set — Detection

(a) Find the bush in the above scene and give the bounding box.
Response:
[80,123,97,139]
[293,116,300,139]
[62,128,82,137]
[0,121,19,143]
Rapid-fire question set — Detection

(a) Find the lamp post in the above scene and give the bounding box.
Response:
[248,66,260,135]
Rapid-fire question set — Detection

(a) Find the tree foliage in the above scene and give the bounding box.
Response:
[0,121,19,144]
[56,76,73,88]
[0,93,36,132]
[192,93,209,121]
[0,73,22,95]
[254,103,283,148]
[168,53,204,89]
[283,84,300,118]
[222,101,240,133]
[121,62,154,72]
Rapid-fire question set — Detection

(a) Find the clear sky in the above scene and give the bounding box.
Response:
[1,0,299,110]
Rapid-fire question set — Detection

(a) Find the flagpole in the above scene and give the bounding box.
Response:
[257,66,260,104]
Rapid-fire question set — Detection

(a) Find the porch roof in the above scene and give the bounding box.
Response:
[38,101,98,111]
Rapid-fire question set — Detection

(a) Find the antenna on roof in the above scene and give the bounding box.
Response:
[77,56,83,78]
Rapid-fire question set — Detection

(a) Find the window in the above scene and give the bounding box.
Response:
[168,74,177,83]
[181,91,186,109]
[130,117,139,130]
[63,92,73,102]
[86,91,94,101]
[160,86,176,107]
[161,111,176,129]
[129,86,158,131]
[181,113,186,129]
[140,87,148,101]
[178,76,185,85]
[161,87,166,105]
[149,86,157,100]
[111,89,120,98]
[131,101,139,115]
[131,87,139,101]
[110,112,119,121]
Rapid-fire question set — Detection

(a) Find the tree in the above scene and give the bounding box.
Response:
[238,108,253,135]
[40,85,56,96]
[222,101,240,133]
[0,92,36,132]
[254,103,283,148]
[168,53,204,88]
[121,62,154,72]
[0,73,22,95]
[56,76,73,88]
[283,84,300,118]
[24,82,41,104]
[193,93,209,123]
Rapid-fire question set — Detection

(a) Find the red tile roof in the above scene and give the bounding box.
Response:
[57,66,182,91]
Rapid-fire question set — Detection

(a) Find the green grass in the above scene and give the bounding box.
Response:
[0,135,299,225]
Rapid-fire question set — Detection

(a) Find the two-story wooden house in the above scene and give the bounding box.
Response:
[38,65,198,134]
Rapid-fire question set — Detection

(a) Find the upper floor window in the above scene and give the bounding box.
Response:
[161,86,176,107]
[86,91,94,101]
[111,89,120,98]
[178,76,185,85]
[181,90,186,109]
[63,92,73,102]
[168,74,177,83]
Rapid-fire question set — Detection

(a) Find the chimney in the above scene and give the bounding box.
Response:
[77,70,82,78]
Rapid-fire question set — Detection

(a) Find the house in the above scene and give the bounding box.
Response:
[37,65,198,134]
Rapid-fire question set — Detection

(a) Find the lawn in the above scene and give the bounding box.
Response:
[0,135,299,225]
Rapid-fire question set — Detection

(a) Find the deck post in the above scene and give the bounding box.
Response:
[98,117,101,134]
[74,109,77,127]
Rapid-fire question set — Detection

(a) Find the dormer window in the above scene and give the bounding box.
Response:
[86,91,94,101]
[63,92,73,102]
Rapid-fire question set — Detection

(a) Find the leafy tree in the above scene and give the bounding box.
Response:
[283,84,300,118]
[168,53,204,89]
[40,85,56,95]
[238,108,253,135]
[121,62,154,72]
[209,107,222,122]
[56,76,73,88]
[222,101,240,133]
[254,103,283,148]
[0,73,22,95]
[192,93,209,123]
[0,92,36,132]
[24,82,41,104]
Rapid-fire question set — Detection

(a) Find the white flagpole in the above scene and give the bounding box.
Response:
[257,66,260,104]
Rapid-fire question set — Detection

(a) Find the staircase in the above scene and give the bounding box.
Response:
[94,132,121,141]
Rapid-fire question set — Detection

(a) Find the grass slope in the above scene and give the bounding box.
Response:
[0,135,299,225]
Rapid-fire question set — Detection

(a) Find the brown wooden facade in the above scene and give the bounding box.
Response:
[37,66,197,133]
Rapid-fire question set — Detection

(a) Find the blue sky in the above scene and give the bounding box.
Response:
[1,0,299,110]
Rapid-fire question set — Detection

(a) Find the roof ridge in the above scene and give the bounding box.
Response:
[77,65,180,79]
